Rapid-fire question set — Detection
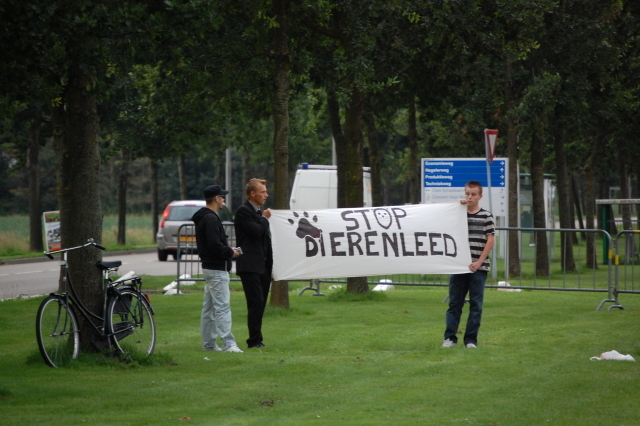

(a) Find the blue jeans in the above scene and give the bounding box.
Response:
[201,269,237,349]
[444,271,487,346]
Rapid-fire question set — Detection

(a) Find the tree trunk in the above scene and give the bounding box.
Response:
[636,161,640,232]
[150,159,159,242]
[214,148,225,186]
[384,167,392,206]
[568,173,578,243]
[54,39,104,351]
[584,164,597,269]
[178,154,188,200]
[552,133,576,272]
[618,140,632,229]
[505,56,521,277]
[597,175,610,234]
[117,148,130,246]
[408,94,420,204]
[327,89,347,208]
[270,0,291,309]
[531,132,549,277]
[362,108,383,207]
[617,139,633,263]
[572,172,586,240]
[28,119,43,252]
[568,179,577,244]
[344,87,364,209]
[242,152,250,192]
[584,128,606,269]
[344,86,368,293]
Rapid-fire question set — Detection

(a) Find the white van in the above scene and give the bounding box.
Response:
[289,164,372,210]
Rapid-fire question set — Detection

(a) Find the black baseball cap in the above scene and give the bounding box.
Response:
[203,185,229,198]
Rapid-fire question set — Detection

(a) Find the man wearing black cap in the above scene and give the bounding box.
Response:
[191,185,243,353]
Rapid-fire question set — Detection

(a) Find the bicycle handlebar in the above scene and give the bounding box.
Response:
[43,238,106,258]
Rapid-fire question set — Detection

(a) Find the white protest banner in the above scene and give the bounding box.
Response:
[270,203,471,281]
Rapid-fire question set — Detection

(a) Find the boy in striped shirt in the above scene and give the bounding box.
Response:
[442,180,495,349]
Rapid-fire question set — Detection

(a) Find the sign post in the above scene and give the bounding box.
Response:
[484,129,499,280]
[484,129,499,217]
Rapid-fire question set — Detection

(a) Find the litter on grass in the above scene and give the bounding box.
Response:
[163,274,196,295]
[372,279,395,292]
[497,281,521,292]
[590,350,635,361]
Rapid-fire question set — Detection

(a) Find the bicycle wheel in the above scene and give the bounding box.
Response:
[107,288,156,356]
[36,295,80,368]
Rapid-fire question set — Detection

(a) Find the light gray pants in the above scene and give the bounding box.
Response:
[201,269,237,349]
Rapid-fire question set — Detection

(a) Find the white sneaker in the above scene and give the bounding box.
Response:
[441,339,457,348]
[222,344,243,353]
[465,343,477,348]
[203,345,222,352]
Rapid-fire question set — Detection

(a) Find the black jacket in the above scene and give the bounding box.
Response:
[191,207,234,271]
[234,200,273,275]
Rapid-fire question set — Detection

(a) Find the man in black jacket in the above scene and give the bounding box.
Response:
[192,185,242,353]
[234,178,273,349]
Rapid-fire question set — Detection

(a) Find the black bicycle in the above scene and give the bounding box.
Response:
[35,239,156,368]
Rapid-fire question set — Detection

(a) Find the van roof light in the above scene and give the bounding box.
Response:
[299,164,338,170]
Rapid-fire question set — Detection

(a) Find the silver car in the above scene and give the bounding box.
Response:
[156,200,234,261]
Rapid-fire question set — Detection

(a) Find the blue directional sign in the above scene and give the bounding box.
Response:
[423,159,507,188]
[421,157,509,218]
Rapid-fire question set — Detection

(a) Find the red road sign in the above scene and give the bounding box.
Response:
[484,129,499,164]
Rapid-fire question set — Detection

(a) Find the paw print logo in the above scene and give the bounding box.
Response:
[288,211,325,257]
[288,211,321,238]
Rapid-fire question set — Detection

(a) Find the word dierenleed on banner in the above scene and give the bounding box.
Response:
[270,203,471,281]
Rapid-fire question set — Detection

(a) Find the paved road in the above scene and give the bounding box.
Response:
[0,250,185,300]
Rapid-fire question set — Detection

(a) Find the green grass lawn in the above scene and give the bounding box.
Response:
[1,283,639,425]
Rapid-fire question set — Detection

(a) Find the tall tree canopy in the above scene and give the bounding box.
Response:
[1,0,640,319]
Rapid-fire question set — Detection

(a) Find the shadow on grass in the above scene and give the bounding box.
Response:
[0,387,12,401]
[25,348,174,369]
[265,306,315,317]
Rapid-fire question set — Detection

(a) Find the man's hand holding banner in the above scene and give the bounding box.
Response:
[270,203,471,281]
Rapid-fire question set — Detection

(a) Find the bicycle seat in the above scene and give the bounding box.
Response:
[96,260,122,270]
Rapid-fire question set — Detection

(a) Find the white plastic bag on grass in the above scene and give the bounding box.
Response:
[590,350,635,361]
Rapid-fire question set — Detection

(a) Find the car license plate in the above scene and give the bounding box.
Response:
[179,236,196,242]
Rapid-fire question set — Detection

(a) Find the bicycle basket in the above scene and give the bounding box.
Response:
[112,293,132,315]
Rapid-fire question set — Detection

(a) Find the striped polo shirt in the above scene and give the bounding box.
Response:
[468,208,495,271]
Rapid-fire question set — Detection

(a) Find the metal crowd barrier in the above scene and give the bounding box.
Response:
[613,230,640,299]
[495,227,619,311]
[175,223,238,294]
[174,224,637,310]
[309,227,625,311]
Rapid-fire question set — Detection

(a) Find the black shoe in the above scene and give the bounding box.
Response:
[248,343,266,349]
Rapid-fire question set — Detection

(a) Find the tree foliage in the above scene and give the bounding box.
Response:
[1,0,640,304]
